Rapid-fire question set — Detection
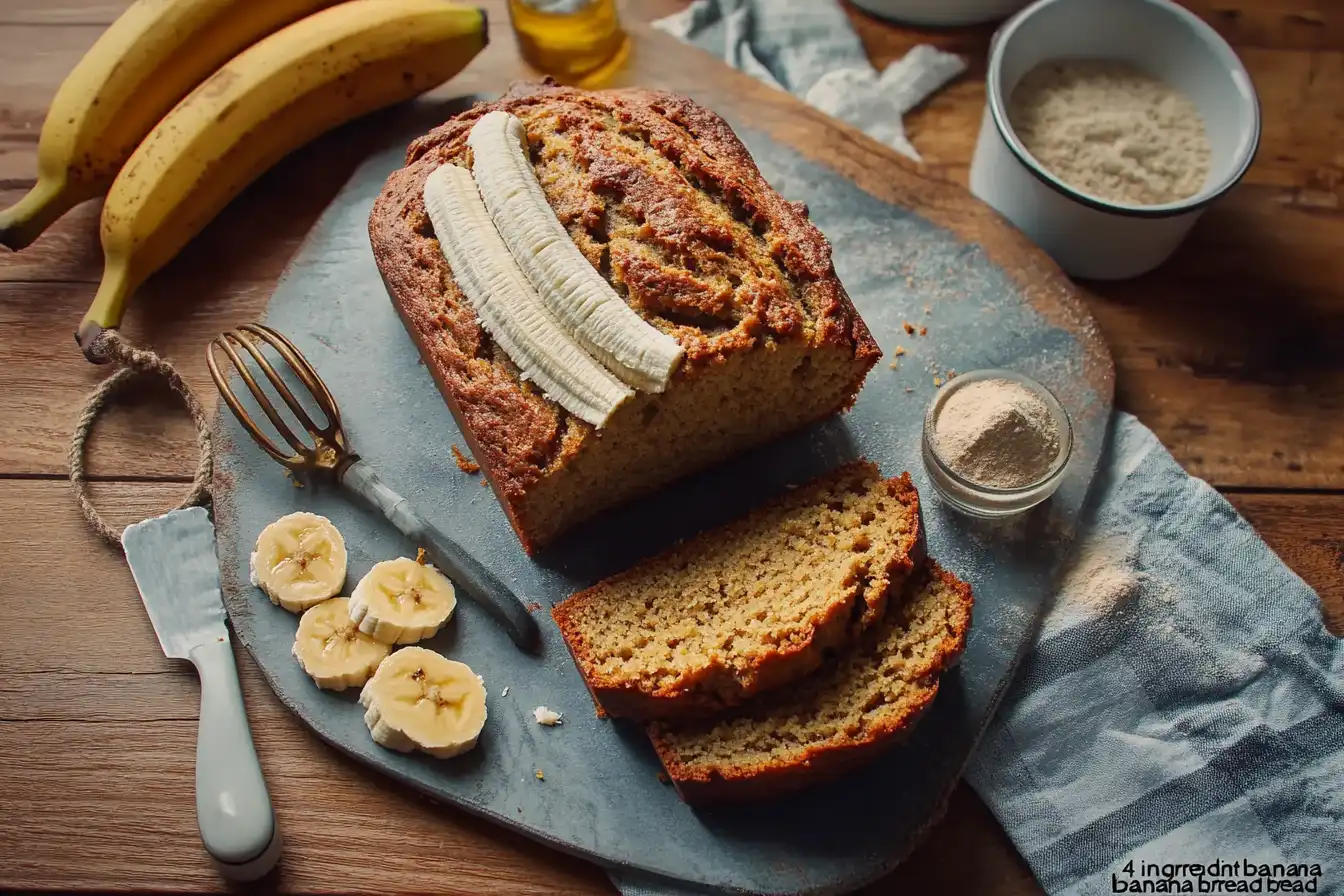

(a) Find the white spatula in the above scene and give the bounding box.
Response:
[122,506,280,881]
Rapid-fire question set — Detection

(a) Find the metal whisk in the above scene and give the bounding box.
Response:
[207,324,539,651]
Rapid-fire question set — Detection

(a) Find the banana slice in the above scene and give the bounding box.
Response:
[467,110,684,393]
[359,646,487,758]
[292,598,390,691]
[423,162,633,427]
[348,557,457,645]
[251,512,347,613]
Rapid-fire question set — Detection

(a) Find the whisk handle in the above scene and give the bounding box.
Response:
[340,460,541,652]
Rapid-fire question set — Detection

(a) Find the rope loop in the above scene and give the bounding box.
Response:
[69,329,212,547]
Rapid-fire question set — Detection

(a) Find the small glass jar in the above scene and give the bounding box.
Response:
[921,368,1073,518]
[508,0,630,82]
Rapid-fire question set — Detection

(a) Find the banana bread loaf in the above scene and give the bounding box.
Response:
[369,81,880,553]
[648,561,973,803]
[552,461,924,719]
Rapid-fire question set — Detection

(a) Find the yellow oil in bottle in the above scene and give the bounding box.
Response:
[508,0,629,82]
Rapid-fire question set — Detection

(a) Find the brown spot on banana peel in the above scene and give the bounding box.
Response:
[199,68,241,100]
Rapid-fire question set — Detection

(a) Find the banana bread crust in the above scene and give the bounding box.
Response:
[369,80,880,552]
[649,563,973,803]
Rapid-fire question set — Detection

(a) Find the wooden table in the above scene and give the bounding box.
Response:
[1,0,1340,892]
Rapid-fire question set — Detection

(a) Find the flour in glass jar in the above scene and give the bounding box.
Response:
[933,379,1061,489]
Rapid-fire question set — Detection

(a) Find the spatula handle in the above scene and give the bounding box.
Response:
[341,460,541,651]
[189,637,280,881]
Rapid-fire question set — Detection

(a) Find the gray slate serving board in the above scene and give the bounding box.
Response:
[213,114,1112,896]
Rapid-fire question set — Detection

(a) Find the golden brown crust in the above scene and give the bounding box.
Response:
[551,464,925,720]
[369,80,879,552]
[648,562,974,803]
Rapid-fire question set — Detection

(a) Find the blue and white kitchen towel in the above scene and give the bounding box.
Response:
[655,0,965,162]
[967,414,1343,895]
[614,3,1344,894]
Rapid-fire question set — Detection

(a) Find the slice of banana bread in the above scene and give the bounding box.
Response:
[369,80,880,554]
[648,561,972,803]
[551,461,924,719]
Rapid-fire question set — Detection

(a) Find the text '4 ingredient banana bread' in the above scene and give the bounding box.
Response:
[649,561,973,803]
[551,461,924,719]
[369,81,880,553]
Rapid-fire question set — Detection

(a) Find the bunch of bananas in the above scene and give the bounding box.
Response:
[0,0,488,361]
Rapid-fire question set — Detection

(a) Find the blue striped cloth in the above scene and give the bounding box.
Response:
[964,414,1342,894]
[612,2,1344,893]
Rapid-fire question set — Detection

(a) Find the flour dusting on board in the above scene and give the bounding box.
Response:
[1040,534,1142,639]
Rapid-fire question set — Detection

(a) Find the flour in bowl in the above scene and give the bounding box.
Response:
[1007,59,1211,206]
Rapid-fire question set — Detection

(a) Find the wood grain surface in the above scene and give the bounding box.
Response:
[1,0,1341,893]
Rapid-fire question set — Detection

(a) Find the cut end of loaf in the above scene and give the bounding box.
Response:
[552,461,924,719]
[512,338,876,552]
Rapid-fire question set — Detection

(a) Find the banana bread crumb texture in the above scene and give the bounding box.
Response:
[551,461,924,719]
[649,562,973,803]
[370,80,880,553]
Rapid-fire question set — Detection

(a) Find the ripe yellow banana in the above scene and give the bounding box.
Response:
[0,0,343,251]
[77,0,488,360]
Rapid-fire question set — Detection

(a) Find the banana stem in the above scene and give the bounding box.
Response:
[0,175,74,251]
[79,259,136,363]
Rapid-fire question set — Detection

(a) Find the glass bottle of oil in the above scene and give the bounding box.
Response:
[508,0,629,82]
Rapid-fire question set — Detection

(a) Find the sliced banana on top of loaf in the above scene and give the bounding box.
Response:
[423,161,633,427]
[466,110,684,393]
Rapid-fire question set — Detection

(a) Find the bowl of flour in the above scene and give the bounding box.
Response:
[968,0,1260,280]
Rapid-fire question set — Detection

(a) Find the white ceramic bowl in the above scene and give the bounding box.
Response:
[850,0,1030,27]
[968,0,1260,280]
